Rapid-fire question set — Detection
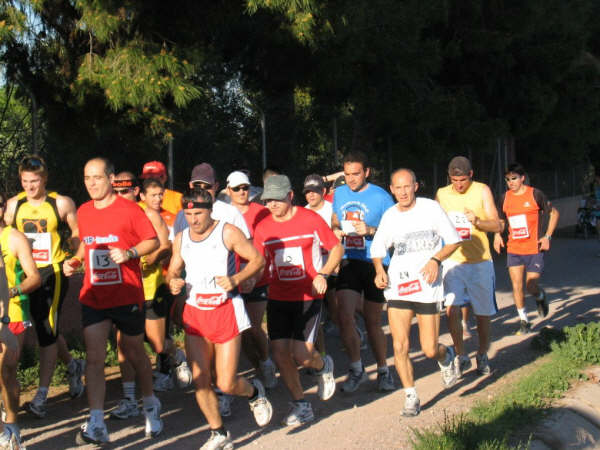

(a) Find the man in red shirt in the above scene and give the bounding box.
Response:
[253,175,344,426]
[494,163,559,334]
[64,157,163,445]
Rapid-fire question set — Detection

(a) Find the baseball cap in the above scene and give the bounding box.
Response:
[333,175,346,189]
[448,156,472,176]
[261,175,291,201]
[190,163,216,185]
[303,174,325,193]
[140,161,166,179]
[227,171,250,188]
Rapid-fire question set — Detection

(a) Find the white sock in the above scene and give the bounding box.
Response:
[404,386,417,398]
[349,360,363,373]
[122,381,136,402]
[90,409,104,425]
[517,308,528,322]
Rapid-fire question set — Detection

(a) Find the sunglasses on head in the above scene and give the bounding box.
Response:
[231,185,250,192]
[21,156,45,170]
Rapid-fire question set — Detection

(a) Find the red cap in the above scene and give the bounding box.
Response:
[141,161,166,179]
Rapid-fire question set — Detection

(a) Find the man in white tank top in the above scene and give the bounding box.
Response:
[166,189,273,450]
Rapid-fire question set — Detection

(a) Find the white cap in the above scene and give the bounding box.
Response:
[227,171,250,188]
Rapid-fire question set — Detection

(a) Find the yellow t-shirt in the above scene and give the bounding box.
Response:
[436,181,492,263]
[161,189,182,216]
[1,227,30,323]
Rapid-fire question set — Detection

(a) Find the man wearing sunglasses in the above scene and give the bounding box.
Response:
[4,155,86,418]
[493,163,559,335]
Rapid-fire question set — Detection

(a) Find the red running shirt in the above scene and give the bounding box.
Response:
[239,202,271,287]
[78,195,157,308]
[253,207,339,301]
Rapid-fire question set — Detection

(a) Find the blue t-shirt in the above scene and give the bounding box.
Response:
[333,183,394,264]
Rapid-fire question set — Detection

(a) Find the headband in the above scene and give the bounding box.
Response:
[112,179,134,188]
[183,201,212,210]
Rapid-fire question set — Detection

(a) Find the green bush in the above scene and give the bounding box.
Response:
[555,322,600,364]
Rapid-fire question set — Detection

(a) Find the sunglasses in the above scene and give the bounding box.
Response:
[114,188,132,194]
[504,176,520,182]
[193,182,213,190]
[231,185,250,192]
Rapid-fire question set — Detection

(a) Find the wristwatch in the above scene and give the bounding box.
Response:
[1,316,10,325]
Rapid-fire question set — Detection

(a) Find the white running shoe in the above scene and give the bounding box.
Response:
[144,400,163,438]
[218,393,232,417]
[248,379,272,427]
[401,394,421,417]
[110,398,140,419]
[76,421,110,446]
[153,372,174,392]
[0,429,19,450]
[68,359,85,399]
[200,430,234,450]
[282,401,314,426]
[316,355,336,400]
[439,346,458,388]
[476,353,491,375]
[454,353,472,378]
[341,367,367,393]
[259,359,278,389]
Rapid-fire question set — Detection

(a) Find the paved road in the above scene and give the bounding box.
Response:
[18,237,600,449]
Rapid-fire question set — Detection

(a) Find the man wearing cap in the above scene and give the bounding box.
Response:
[226,170,276,388]
[331,151,396,394]
[436,156,502,377]
[253,174,343,425]
[140,161,182,216]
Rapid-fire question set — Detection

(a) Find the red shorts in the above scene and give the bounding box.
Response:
[182,297,250,344]
[9,321,31,335]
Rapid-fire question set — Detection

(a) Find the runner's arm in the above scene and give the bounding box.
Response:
[0,247,18,353]
[3,196,18,227]
[10,229,41,295]
[64,241,85,277]
[464,185,502,233]
[331,211,344,240]
[372,257,388,290]
[57,194,80,250]
[219,224,265,291]
[420,242,461,284]
[165,232,186,295]
[539,206,560,251]
[143,209,171,266]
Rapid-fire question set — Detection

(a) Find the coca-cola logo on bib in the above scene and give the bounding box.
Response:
[278,265,304,279]
[397,280,422,296]
[92,269,120,282]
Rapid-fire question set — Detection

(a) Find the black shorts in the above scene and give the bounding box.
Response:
[145,284,173,320]
[29,263,69,347]
[326,274,337,291]
[81,303,145,336]
[241,285,268,303]
[388,300,441,315]
[336,259,386,303]
[267,299,322,342]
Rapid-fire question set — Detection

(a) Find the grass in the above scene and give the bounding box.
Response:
[410,322,600,449]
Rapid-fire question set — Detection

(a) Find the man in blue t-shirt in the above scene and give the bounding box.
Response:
[332,151,395,393]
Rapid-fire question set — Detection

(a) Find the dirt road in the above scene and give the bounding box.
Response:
[19,237,600,449]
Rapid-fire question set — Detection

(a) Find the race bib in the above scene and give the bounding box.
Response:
[89,249,122,285]
[274,246,305,280]
[25,232,52,264]
[508,214,529,239]
[190,276,228,308]
[397,279,423,296]
[448,212,472,240]
[194,292,228,308]
[344,235,365,250]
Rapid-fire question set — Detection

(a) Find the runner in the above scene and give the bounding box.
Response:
[331,152,396,393]
[63,158,163,445]
[371,169,461,417]
[0,192,41,447]
[4,155,85,417]
[166,188,272,449]
[0,245,19,449]
[140,176,177,239]
[436,156,503,377]
[253,175,342,425]
[226,170,277,388]
[493,163,559,334]
[140,161,182,216]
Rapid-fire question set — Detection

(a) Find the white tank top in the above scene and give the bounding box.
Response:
[181,220,238,310]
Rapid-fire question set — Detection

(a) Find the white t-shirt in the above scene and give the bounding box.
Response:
[371,197,460,303]
[212,200,251,238]
[305,201,333,228]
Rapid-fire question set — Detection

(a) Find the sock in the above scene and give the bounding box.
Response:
[441,347,453,366]
[377,366,389,375]
[404,387,417,398]
[90,409,104,425]
[142,395,159,409]
[158,353,172,374]
[123,381,136,402]
[349,360,363,374]
[34,387,48,404]
[517,308,529,322]
[211,426,227,436]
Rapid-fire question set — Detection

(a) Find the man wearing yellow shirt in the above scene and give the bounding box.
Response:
[436,156,502,377]
[140,161,182,216]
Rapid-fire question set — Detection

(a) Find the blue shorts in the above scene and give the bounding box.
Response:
[507,253,544,274]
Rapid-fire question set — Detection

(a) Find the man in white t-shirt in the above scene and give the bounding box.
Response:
[303,174,333,226]
[371,168,461,417]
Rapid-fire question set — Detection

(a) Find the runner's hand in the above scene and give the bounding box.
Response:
[420,260,439,285]
[63,258,82,277]
[0,325,18,358]
[215,276,236,292]
[352,220,369,236]
[108,246,128,264]
[312,274,327,296]
[464,207,477,225]
[538,236,551,251]
[493,234,505,254]
[169,278,186,295]
[374,270,388,290]
[333,228,345,240]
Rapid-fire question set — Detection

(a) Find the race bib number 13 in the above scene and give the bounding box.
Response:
[89,249,122,285]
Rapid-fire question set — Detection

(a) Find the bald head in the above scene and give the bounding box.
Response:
[389,168,418,211]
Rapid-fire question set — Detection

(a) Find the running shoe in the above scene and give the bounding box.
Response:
[153,372,174,392]
[536,289,549,318]
[376,370,396,392]
[341,367,367,393]
[439,346,458,388]
[454,353,472,378]
[515,320,531,336]
[316,355,336,400]
[259,359,278,389]
[144,400,163,438]
[476,353,491,375]
[24,400,46,419]
[68,359,85,399]
[0,430,19,450]
[401,394,421,417]
[248,379,272,427]
[110,398,140,419]
[76,421,110,446]
[200,430,234,450]
[282,401,314,426]
[174,349,193,389]
[4,424,24,450]
[218,393,232,417]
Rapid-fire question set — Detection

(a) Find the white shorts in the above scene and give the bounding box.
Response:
[443,260,497,316]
